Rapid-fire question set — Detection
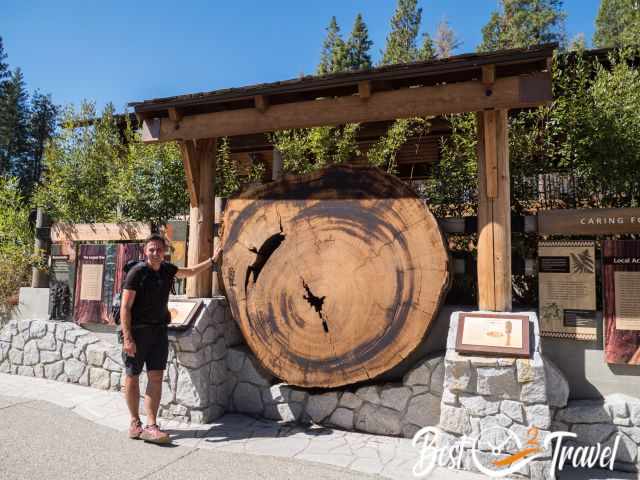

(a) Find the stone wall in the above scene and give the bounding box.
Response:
[0,298,242,423]
[438,312,566,479]
[554,394,640,472]
[225,345,445,438]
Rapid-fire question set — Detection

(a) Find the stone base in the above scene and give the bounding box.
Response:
[438,311,567,480]
[11,288,50,321]
[0,297,241,423]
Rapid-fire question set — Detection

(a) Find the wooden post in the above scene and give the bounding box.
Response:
[212,196,224,296]
[272,148,283,181]
[31,207,49,288]
[180,138,217,298]
[477,110,512,311]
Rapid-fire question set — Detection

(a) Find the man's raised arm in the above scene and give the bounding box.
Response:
[175,246,222,279]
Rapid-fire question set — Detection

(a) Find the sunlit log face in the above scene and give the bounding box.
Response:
[220,165,450,388]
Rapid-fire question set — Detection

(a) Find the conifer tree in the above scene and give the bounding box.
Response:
[417,32,436,60]
[479,0,566,52]
[434,19,461,58]
[318,17,345,75]
[593,0,640,48]
[346,13,373,70]
[0,69,30,178]
[380,0,423,65]
[28,92,58,189]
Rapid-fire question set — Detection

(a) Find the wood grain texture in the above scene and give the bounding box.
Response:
[142,73,551,142]
[185,138,217,298]
[220,165,450,387]
[477,110,512,312]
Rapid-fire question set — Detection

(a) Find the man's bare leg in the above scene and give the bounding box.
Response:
[124,374,140,421]
[144,370,164,426]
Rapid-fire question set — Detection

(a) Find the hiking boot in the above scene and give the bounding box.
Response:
[128,419,143,439]
[140,424,171,444]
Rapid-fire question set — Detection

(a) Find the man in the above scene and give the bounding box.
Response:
[120,233,221,444]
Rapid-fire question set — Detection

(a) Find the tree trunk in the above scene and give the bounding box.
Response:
[220,165,450,388]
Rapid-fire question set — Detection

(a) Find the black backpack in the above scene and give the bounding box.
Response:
[111,260,144,325]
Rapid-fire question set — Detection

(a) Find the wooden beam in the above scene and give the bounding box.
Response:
[482,64,496,87]
[50,222,152,243]
[477,110,512,312]
[186,138,217,298]
[141,72,551,142]
[168,107,183,123]
[254,95,269,113]
[179,140,200,207]
[358,80,372,99]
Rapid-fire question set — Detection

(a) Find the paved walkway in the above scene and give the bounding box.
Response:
[0,373,483,480]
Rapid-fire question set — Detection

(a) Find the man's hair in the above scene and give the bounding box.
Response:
[144,233,168,248]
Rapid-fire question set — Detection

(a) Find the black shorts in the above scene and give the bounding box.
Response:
[122,326,169,376]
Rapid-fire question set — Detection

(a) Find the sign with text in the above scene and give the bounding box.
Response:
[538,207,640,235]
[455,313,530,357]
[538,241,597,340]
[603,240,640,365]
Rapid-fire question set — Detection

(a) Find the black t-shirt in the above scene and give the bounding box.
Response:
[122,261,178,326]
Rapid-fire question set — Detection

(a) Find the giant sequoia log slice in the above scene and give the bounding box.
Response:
[220,165,450,388]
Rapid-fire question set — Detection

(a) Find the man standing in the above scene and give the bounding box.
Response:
[120,233,221,444]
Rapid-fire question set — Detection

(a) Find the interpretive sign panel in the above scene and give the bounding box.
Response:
[456,313,530,357]
[538,241,597,340]
[538,207,640,235]
[603,240,640,365]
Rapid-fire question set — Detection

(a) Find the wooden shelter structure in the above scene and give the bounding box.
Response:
[130,44,555,312]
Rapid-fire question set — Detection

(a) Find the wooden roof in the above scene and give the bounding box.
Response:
[130,44,555,119]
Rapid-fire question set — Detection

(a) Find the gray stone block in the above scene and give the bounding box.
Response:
[86,345,106,367]
[29,320,48,339]
[439,405,471,435]
[405,393,441,426]
[233,382,263,414]
[328,407,354,430]
[44,361,64,380]
[403,362,430,386]
[306,392,339,423]
[500,400,524,423]
[543,357,569,408]
[339,392,362,409]
[89,367,110,390]
[525,404,551,429]
[444,359,475,393]
[226,347,246,373]
[458,394,500,416]
[379,386,411,411]
[238,352,272,387]
[264,402,303,422]
[9,349,23,365]
[22,341,39,366]
[262,383,289,404]
[429,359,445,395]
[40,350,61,364]
[37,333,56,351]
[17,365,34,377]
[571,423,617,444]
[355,385,380,404]
[476,367,520,400]
[355,403,401,435]
[556,400,611,424]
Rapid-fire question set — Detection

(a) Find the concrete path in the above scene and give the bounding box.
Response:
[0,373,483,480]
[1,374,634,480]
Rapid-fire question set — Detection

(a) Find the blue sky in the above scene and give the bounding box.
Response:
[2,0,600,113]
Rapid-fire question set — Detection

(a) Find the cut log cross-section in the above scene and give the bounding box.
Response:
[220,165,450,388]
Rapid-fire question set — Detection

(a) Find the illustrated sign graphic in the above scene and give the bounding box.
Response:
[538,241,597,341]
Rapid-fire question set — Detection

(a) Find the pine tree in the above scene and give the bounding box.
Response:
[318,17,345,75]
[28,92,58,189]
[0,37,9,84]
[0,68,31,178]
[479,0,566,52]
[417,32,436,60]
[434,19,461,58]
[346,13,373,70]
[380,0,423,65]
[593,0,640,48]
